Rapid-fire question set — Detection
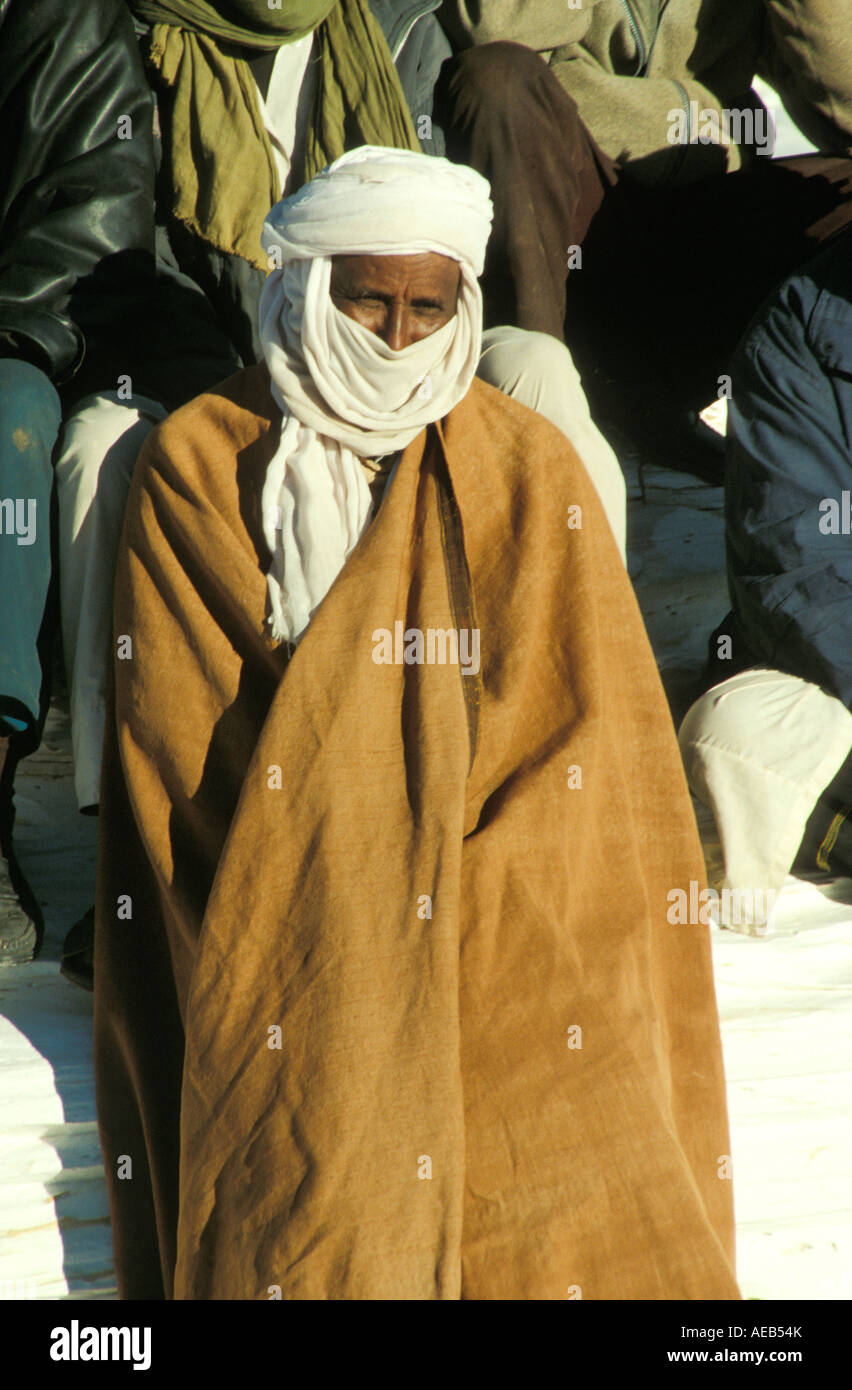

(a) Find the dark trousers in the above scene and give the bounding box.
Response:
[437,42,852,423]
[0,359,61,850]
[0,359,61,733]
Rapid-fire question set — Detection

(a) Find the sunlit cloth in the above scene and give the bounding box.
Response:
[680,668,852,932]
[95,363,739,1299]
[258,145,493,642]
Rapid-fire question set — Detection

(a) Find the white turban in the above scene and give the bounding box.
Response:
[258,145,493,645]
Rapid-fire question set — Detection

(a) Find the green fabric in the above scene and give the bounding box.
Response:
[132,0,335,50]
[303,1,421,185]
[135,0,420,270]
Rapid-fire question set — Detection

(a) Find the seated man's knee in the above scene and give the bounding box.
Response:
[0,359,62,476]
[439,40,558,124]
[0,356,59,406]
[479,325,569,400]
[449,40,553,95]
[679,672,779,763]
[679,669,839,770]
[55,392,166,502]
[479,325,627,556]
[679,685,730,766]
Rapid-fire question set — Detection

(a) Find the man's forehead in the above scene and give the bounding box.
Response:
[331,251,460,282]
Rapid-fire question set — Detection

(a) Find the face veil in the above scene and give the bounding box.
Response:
[257,146,494,644]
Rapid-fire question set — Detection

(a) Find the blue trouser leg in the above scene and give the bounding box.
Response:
[0,359,61,734]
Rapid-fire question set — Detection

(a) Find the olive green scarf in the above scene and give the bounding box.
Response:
[131,0,420,269]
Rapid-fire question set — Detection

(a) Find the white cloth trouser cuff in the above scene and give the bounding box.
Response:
[679,668,852,928]
[478,325,626,561]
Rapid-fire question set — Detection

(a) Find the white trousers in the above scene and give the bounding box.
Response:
[478,326,626,559]
[55,392,167,810]
[679,669,852,928]
[55,331,625,811]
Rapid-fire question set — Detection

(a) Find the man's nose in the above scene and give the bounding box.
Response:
[381,303,411,351]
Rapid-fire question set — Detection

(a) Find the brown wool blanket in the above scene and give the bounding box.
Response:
[94,365,739,1300]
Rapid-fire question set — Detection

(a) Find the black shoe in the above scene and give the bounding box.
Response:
[0,851,43,965]
[60,905,94,991]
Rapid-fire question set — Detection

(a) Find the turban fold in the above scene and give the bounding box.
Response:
[262,145,495,276]
[257,146,494,644]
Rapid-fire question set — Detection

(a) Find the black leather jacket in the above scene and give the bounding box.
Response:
[0,0,240,410]
[0,0,157,396]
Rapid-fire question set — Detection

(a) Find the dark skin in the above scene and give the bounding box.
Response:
[329,252,461,351]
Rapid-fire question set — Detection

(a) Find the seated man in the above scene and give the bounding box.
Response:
[60,0,626,989]
[94,146,738,1301]
[124,0,624,541]
[435,0,852,461]
[0,0,160,963]
[679,226,852,930]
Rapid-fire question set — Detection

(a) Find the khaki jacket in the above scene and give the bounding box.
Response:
[439,0,852,184]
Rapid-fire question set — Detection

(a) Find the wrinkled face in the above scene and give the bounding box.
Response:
[329,252,461,351]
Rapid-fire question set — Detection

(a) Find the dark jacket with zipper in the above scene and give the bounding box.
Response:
[0,0,157,399]
[0,0,237,411]
[721,227,852,711]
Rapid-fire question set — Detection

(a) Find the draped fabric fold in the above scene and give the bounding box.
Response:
[132,0,334,47]
[94,365,739,1300]
[130,0,420,268]
[257,146,491,644]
